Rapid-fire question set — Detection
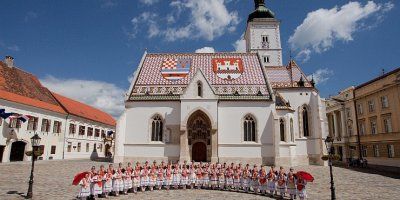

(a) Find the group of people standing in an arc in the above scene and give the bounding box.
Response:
[77,160,308,200]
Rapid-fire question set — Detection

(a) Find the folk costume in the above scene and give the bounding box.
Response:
[165,166,173,189]
[233,168,241,191]
[140,167,149,191]
[195,167,203,189]
[210,167,219,189]
[113,169,124,195]
[277,172,287,197]
[218,167,226,190]
[251,167,259,193]
[287,174,297,199]
[78,174,91,199]
[132,167,141,193]
[189,165,196,189]
[242,167,251,192]
[225,168,234,190]
[258,169,268,194]
[103,170,113,196]
[90,173,103,197]
[157,167,165,190]
[267,169,277,195]
[148,167,157,191]
[202,166,210,188]
[180,167,189,188]
[297,178,307,200]
[172,165,181,189]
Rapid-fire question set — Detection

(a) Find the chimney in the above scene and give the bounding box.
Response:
[4,55,14,68]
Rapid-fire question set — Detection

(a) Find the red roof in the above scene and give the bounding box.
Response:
[52,92,116,126]
[265,60,313,88]
[0,61,66,114]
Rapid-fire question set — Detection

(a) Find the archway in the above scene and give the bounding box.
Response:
[10,141,26,162]
[187,110,211,162]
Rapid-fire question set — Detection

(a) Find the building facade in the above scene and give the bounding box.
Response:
[115,0,328,166]
[326,68,400,171]
[0,56,116,162]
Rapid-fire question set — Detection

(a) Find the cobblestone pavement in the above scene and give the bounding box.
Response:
[0,160,399,200]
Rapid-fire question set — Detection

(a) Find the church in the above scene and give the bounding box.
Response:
[115,0,328,166]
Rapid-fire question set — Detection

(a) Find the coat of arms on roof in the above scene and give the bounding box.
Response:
[161,58,191,81]
[212,58,244,80]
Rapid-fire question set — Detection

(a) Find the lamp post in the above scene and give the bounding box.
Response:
[325,136,336,200]
[26,133,41,199]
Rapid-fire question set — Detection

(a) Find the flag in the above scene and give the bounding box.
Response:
[18,115,30,123]
[0,112,14,119]
[107,130,114,136]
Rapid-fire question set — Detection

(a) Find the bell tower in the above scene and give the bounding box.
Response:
[245,0,282,67]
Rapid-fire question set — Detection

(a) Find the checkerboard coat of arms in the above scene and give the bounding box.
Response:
[161,58,191,80]
[212,58,244,80]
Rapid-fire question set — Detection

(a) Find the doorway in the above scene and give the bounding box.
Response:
[192,142,207,162]
[10,141,26,162]
[0,145,5,162]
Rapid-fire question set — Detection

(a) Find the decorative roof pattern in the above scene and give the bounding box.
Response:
[131,53,271,99]
[265,60,313,88]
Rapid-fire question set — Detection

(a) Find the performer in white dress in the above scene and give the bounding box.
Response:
[77,173,91,199]
[195,165,203,189]
[242,165,251,192]
[180,165,189,189]
[124,164,133,194]
[202,165,210,189]
[132,165,141,193]
[251,165,259,194]
[165,165,173,190]
[156,166,165,190]
[258,168,268,195]
[103,165,113,197]
[140,166,149,192]
[267,167,277,196]
[218,166,225,190]
[225,167,234,190]
[113,168,124,196]
[210,165,219,190]
[297,176,307,200]
[277,170,287,198]
[90,169,103,197]
[233,166,241,192]
[287,172,297,200]
[189,164,196,189]
[148,166,157,191]
[172,164,181,189]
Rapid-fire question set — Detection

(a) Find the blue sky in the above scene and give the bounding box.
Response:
[0,0,399,117]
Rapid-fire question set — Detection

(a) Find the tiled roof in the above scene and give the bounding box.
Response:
[130,53,271,99]
[0,61,66,114]
[265,60,313,88]
[52,92,116,126]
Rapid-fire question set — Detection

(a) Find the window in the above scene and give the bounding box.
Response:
[101,130,105,138]
[368,100,375,112]
[370,118,377,135]
[99,144,103,152]
[41,119,51,132]
[383,116,392,133]
[86,143,89,152]
[27,117,38,131]
[263,56,270,63]
[95,129,100,137]
[244,115,256,142]
[302,106,310,137]
[197,82,202,97]
[387,144,394,158]
[381,96,389,108]
[39,145,45,154]
[67,142,72,152]
[79,126,85,135]
[77,142,81,152]
[280,119,285,142]
[346,108,351,118]
[361,145,367,157]
[261,35,269,48]
[93,143,97,152]
[359,120,366,135]
[87,127,93,137]
[53,121,62,133]
[290,118,294,142]
[9,117,21,128]
[69,123,76,134]
[51,146,56,154]
[357,104,363,115]
[151,115,163,141]
[373,145,379,157]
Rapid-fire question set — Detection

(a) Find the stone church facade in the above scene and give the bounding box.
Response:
[115,0,328,166]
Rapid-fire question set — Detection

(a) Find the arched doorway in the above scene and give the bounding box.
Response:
[187,110,211,162]
[10,141,26,162]
[192,142,207,162]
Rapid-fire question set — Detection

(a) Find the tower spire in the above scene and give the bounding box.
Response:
[254,0,265,9]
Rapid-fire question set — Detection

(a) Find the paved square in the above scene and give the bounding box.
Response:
[0,160,399,200]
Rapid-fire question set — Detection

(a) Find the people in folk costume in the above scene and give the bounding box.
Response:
[103,164,114,197]
[277,169,287,198]
[156,165,165,190]
[77,173,91,199]
[225,166,234,190]
[267,167,277,196]
[195,165,203,189]
[98,165,106,196]
[296,175,307,200]
[202,165,210,188]
[113,168,124,196]
[90,166,103,198]
[251,165,259,193]
[218,164,226,190]
[124,162,133,194]
[210,164,219,189]
[140,164,149,192]
[233,166,241,191]
[165,164,173,190]
[258,168,268,194]
[172,163,181,189]
[148,165,157,191]
[241,164,251,192]
[180,164,189,189]
[287,172,297,200]
[132,163,141,193]
[189,164,196,189]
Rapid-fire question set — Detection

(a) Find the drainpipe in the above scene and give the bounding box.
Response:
[62,113,69,159]
[352,90,362,160]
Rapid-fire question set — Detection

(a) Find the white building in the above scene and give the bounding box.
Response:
[0,56,116,162]
[115,0,328,166]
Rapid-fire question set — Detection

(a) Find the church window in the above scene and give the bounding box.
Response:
[244,115,256,142]
[197,82,202,97]
[280,119,285,142]
[261,35,269,48]
[151,115,163,142]
[302,106,310,137]
[290,118,294,142]
[263,56,270,63]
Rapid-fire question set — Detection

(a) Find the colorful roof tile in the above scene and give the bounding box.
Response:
[265,60,313,88]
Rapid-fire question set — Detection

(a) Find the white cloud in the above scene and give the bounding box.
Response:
[140,0,160,5]
[130,0,239,41]
[289,1,394,62]
[233,33,246,52]
[307,68,334,85]
[41,76,125,118]
[195,47,215,53]
[101,0,117,8]
[7,45,20,52]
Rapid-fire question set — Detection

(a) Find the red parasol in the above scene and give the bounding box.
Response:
[72,171,90,186]
[297,171,314,182]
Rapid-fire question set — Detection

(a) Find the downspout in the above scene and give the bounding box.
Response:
[352,90,362,159]
[62,113,69,159]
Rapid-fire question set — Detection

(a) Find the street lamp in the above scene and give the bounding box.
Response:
[325,136,336,200]
[26,133,41,199]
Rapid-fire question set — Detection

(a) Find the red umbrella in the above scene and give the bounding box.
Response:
[72,171,90,186]
[297,171,314,182]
